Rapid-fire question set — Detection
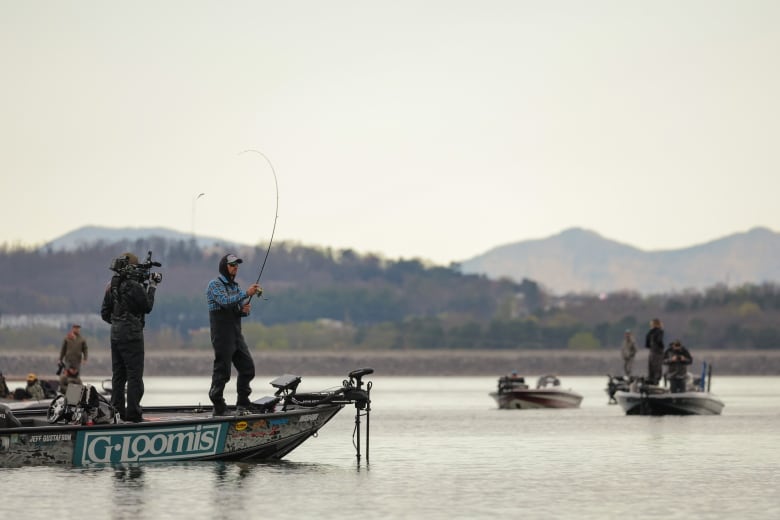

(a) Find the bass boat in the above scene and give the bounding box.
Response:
[489,374,583,409]
[0,368,373,468]
[614,362,723,415]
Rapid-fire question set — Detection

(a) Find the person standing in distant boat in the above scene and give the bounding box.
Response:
[645,318,665,384]
[663,339,693,393]
[206,253,262,416]
[58,323,88,392]
[621,329,637,376]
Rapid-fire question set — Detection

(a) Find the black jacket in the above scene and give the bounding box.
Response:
[663,345,693,379]
[101,275,156,343]
[645,327,665,354]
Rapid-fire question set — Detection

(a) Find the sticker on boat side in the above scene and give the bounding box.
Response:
[72,423,228,464]
[27,433,73,443]
[235,421,248,431]
[298,414,319,423]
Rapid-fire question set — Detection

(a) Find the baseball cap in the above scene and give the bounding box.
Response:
[225,254,243,265]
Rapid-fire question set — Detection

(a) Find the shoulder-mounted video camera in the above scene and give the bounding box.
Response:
[110,250,163,285]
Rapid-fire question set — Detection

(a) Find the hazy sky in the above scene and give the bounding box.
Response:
[2,1,778,265]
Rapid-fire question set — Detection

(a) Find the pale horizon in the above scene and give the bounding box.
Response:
[2,1,779,265]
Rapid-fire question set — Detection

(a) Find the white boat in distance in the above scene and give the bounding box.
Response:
[615,362,724,416]
[489,374,583,409]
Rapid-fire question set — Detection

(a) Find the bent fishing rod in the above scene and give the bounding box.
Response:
[239,149,279,304]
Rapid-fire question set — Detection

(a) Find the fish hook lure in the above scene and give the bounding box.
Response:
[239,149,279,304]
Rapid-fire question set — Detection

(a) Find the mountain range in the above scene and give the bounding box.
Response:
[44,225,780,295]
[43,225,237,251]
[459,227,780,295]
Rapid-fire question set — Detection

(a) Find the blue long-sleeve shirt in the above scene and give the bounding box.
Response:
[206,275,250,314]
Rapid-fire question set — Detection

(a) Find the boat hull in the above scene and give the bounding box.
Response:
[0,403,343,468]
[615,391,724,416]
[490,389,583,409]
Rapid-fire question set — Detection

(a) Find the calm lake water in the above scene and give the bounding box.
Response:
[2,375,779,519]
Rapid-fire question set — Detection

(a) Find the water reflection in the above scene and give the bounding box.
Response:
[4,377,778,520]
[113,464,145,483]
[213,461,255,483]
[112,464,146,518]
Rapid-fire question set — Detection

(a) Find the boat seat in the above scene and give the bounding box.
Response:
[252,396,281,412]
[0,404,22,428]
[271,374,302,396]
[536,375,561,389]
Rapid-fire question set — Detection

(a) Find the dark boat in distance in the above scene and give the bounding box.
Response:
[489,374,583,409]
[0,368,373,468]
[614,362,724,416]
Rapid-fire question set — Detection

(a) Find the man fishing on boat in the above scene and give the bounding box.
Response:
[206,253,262,416]
[663,340,693,393]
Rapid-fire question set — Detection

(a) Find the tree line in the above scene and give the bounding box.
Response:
[1,238,779,350]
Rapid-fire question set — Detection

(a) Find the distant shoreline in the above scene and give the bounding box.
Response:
[2,349,779,379]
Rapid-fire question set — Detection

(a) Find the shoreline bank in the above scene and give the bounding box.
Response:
[2,349,780,378]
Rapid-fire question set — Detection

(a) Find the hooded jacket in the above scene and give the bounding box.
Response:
[206,255,250,316]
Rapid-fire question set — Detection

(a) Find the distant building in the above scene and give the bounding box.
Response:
[0,313,105,331]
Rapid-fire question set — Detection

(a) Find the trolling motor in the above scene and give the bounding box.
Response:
[606,374,635,404]
[252,368,374,465]
[341,368,373,465]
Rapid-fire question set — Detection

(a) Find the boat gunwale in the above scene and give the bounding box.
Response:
[0,402,345,435]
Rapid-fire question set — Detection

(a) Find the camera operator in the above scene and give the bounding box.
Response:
[100,251,159,423]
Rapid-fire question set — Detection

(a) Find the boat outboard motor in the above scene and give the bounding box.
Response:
[0,403,22,428]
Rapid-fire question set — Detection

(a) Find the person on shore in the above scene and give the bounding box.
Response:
[645,318,665,385]
[621,329,637,377]
[663,340,693,393]
[205,253,262,416]
[101,251,158,423]
[58,323,88,392]
[0,372,10,398]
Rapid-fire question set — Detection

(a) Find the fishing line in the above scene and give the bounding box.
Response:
[239,149,279,304]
